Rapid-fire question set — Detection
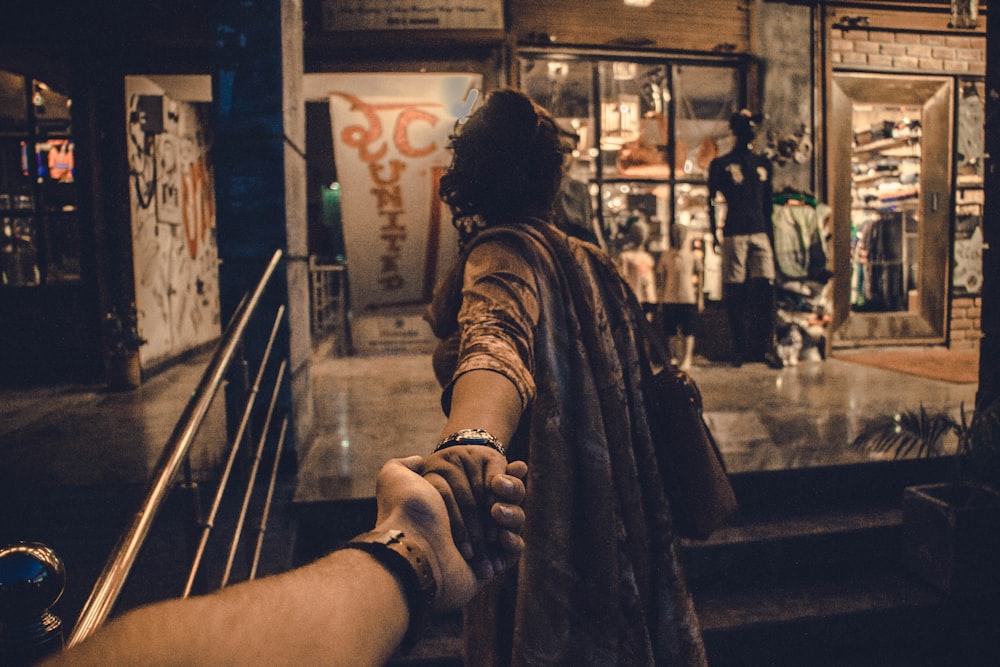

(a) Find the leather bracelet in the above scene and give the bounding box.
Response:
[343,529,436,653]
[435,428,507,458]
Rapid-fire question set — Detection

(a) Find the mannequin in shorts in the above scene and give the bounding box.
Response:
[707,110,778,367]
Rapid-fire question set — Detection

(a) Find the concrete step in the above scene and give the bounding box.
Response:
[727,457,956,514]
[291,458,995,666]
[694,567,1000,666]
[681,503,902,586]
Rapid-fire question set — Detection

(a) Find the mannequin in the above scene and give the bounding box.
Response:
[708,110,778,367]
[617,216,658,319]
[656,223,703,372]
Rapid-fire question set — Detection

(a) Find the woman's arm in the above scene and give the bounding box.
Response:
[424,236,538,578]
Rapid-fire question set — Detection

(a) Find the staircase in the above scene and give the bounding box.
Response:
[686,459,1000,666]
[292,457,1000,666]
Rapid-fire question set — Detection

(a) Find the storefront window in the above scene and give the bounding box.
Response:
[673,65,739,180]
[953,187,984,296]
[519,53,744,268]
[600,180,670,248]
[0,70,79,286]
[519,57,596,174]
[598,62,669,181]
[956,80,985,187]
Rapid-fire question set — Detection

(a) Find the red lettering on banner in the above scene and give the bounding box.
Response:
[369,160,406,185]
[332,92,443,292]
[335,93,388,162]
[394,108,437,157]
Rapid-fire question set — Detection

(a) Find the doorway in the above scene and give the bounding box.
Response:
[829,74,952,346]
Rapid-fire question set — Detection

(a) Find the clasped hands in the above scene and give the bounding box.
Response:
[374,449,526,612]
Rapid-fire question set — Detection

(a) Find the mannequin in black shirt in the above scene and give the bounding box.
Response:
[708,110,778,367]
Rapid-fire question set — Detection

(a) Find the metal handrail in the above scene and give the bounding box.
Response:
[66,249,287,649]
[181,306,286,597]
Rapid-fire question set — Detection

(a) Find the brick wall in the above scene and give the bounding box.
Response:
[831,30,986,75]
[950,296,983,350]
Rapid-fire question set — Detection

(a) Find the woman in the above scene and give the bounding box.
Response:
[423,88,705,665]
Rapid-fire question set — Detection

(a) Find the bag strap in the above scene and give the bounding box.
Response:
[633,304,674,371]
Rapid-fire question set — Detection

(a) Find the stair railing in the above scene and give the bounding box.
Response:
[308,255,350,355]
[66,248,291,649]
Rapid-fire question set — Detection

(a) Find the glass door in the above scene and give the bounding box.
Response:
[829,74,952,345]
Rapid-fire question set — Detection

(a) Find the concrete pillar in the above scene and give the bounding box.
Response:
[211,0,312,460]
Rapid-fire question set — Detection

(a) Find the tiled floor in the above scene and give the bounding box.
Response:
[696,353,977,473]
[0,345,979,498]
[0,356,230,489]
[292,347,978,502]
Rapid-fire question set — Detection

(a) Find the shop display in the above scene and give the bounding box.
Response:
[849,105,922,313]
[520,55,742,308]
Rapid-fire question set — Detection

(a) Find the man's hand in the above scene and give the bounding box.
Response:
[372,456,526,611]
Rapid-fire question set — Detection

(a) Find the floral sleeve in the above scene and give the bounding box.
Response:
[444,236,539,412]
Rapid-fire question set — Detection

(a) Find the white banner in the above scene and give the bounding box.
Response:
[328,73,480,318]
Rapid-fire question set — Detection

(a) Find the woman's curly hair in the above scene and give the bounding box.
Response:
[439,88,570,242]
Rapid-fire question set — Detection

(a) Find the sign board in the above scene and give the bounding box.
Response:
[350,314,440,356]
[322,0,504,31]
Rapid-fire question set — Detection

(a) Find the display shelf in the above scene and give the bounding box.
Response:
[853,137,911,155]
[852,171,899,185]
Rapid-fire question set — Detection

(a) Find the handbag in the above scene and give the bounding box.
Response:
[637,314,738,540]
[504,219,736,539]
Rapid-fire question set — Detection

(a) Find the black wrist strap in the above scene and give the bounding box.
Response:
[343,530,436,653]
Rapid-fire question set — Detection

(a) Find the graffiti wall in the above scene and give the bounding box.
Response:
[125,76,220,368]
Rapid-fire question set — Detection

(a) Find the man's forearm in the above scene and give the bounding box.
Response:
[43,549,410,667]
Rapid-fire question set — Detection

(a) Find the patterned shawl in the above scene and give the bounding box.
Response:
[428,221,706,666]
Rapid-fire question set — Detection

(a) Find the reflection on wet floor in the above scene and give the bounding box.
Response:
[295,350,978,501]
[296,353,444,503]
[0,347,978,501]
[696,354,975,473]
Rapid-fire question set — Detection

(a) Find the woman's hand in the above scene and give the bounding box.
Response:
[422,446,522,580]
[488,459,528,573]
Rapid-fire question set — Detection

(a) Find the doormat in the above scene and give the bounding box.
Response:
[837,348,978,384]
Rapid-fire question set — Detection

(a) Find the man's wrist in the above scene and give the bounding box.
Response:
[344,529,437,652]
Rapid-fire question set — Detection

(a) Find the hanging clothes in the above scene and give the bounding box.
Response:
[771,191,831,283]
[860,212,906,311]
[770,190,833,364]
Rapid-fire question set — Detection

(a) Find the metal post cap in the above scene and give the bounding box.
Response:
[0,542,66,625]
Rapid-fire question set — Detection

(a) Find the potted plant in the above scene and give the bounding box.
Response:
[851,398,1000,596]
[104,303,147,390]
